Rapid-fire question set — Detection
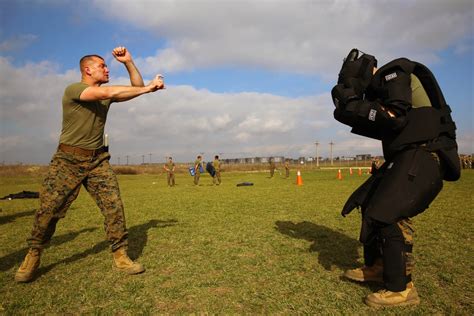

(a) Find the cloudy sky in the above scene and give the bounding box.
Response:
[0,0,472,164]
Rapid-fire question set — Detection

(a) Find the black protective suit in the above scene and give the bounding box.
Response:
[331,49,460,291]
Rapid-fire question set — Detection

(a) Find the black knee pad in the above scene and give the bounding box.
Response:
[380,223,411,291]
[360,218,382,266]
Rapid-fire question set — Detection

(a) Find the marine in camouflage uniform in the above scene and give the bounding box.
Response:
[15,47,165,283]
[164,157,176,187]
[194,155,202,185]
[269,158,276,178]
[29,150,127,251]
[284,160,290,178]
[213,155,221,185]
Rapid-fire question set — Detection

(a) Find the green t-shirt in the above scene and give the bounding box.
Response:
[166,162,175,172]
[213,159,220,171]
[59,82,112,149]
[194,160,202,174]
[410,74,431,108]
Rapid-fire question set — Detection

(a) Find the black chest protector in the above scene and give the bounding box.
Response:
[363,58,459,181]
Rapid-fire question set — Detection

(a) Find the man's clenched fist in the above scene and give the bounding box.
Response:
[149,74,165,92]
[112,46,132,63]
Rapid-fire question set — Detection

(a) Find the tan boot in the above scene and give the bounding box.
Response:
[113,247,145,275]
[15,248,42,283]
[365,282,420,308]
[343,259,383,283]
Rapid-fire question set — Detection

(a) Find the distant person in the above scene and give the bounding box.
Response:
[284,160,290,178]
[269,157,276,178]
[164,157,176,187]
[15,47,165,283]
[213,155,221,185]
[194,155,203,185]
[332,48,460,307]
[370,158,379,174]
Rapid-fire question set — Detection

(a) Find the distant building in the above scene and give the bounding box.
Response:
[222,156,285,164]
[356,154,372,161]
[273,156,285,163]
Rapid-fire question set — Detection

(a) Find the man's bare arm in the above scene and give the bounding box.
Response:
[124,61,144,87]
[80,75,164,102]
[112,46,144,87]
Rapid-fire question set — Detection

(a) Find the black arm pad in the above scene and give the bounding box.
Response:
[333,98,407,136]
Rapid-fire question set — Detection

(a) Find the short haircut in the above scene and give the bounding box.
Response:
[197,155,202,159]
[79,54,104,72]
[215,155,219,159]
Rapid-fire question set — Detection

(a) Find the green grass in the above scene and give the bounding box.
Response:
[1,169,473,314]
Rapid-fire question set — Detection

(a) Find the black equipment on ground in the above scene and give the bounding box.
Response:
[1,191,40,200]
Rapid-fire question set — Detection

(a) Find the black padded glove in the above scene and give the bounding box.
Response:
[331,84,359,109]
[337,48,377,97]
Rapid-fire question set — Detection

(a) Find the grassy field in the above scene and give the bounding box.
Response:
[0,168,472,314]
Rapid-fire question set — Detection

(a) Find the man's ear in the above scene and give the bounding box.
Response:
[84,66,91,76]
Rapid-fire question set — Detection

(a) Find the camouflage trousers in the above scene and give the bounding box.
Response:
[194,172,200,185]
[397,219,415,277]
[27,149,128,252]
[167,172,175,186]
[213,171,221,185]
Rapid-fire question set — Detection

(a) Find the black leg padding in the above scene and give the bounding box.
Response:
[380,223,408,292]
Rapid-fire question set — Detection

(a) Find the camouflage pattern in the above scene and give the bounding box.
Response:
[363,217,415,279]
[194,159,201,185]
[165,162,175,186]
[213,159,221,185]
[213,171,221,185]
[27,149,128,252]
[167,172,176,187]
[269,160,276,178]
[397,218,415,277]
[284,161,290,178]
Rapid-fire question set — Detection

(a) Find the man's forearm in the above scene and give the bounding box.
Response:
[124,60,145,87]
[110,85,152,102]
[81,85,152,102]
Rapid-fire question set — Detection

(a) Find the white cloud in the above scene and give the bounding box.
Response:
[235,132,251,142]
[457,134,474,155]
[105,84,332,159]
[93,0,473,77]
[213,114,232,130]
[0,34,38,52]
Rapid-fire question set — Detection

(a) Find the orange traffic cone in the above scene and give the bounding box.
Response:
[337,169,343,180]
[358,168,362,176]
[350,167,353,175]
[296,170,303,186]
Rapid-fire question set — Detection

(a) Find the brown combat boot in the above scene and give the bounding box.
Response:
[113,247,145,275]
[365,282,420,308]
[343,259,383,283]
[15,248,42,282]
